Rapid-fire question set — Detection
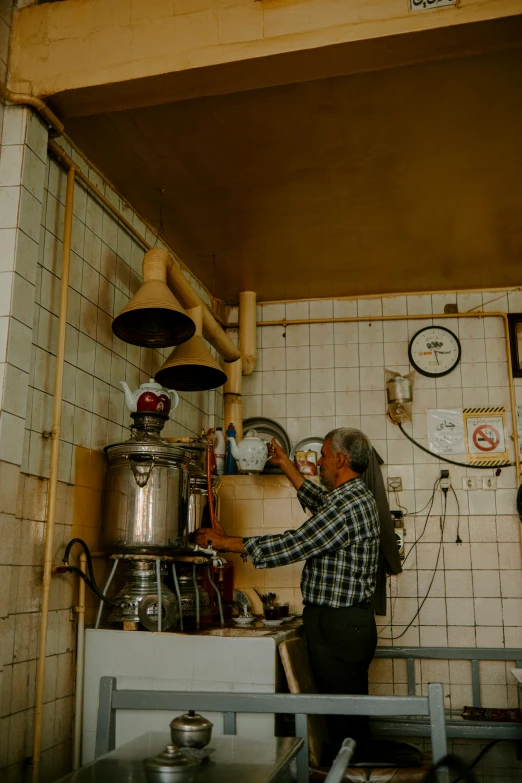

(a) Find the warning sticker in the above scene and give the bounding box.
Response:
[464,408,509,465]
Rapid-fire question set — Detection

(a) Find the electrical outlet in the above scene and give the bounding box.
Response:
[395,529,405,557]
[462,476,477,491]
[482,476,497,490]
[440,469,451,490]
[387,477,402,492]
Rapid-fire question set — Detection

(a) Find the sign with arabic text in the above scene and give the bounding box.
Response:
[410,0,457,10]
[427,409,465,455]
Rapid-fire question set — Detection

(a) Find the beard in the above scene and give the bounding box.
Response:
[321,469,335,492]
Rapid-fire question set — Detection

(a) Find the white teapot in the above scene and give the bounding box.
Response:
[228,430,268,474]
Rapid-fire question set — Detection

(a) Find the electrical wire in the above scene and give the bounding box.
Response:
[423,740,501,783]
[465,288,520,312]
[450,740,499,783]
[379,491,447,641]
[398,422,513,468]
[401,480,440,567]
[378,479,440,635]
[451,485,462,543]
[62,538,118,607]
[393,489,409,516]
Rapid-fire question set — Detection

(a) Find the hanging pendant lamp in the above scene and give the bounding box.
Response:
[155,306,228,391]
[112,248,195,347]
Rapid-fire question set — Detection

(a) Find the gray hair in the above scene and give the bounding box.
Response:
[324,428,372,474]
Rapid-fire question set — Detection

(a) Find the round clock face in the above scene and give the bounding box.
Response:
[408,326,461,378]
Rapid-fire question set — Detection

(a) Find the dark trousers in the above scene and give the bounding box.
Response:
[302,603,377,753]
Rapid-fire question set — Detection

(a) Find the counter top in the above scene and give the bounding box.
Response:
[196,618,303,643]
[59,732,304,783]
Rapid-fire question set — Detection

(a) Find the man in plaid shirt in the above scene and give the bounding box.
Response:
[194,427,379,757]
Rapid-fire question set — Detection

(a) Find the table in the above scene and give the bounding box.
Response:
[56,731,304,782]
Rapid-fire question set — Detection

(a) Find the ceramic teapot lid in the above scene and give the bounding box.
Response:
[170,710,213,733]
[139,378,166,392]
[244,429,259,439]
[143,744,200,773]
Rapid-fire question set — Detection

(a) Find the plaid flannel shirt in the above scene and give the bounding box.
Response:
[243,477,379,608]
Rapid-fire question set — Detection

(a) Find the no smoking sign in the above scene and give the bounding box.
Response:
[472,424,500,452]
[465,411,506,459]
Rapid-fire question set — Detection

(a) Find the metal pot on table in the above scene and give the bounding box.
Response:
[170,711,213,749]
[143,744,201,783]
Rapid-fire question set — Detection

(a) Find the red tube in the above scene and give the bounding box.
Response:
[206,443,218,529]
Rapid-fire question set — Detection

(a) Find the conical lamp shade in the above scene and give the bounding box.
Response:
[112,279,195,348]
[155,334,227,391]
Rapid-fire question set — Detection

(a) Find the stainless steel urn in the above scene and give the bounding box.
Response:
[102,438,191,554]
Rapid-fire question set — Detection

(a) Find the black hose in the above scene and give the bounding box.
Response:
[422,753,478,783]
[422,740,501,783]
[62,538,118,607]
[398,423,512,469]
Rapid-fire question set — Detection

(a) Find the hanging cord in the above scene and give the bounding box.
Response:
[422,740,501,783]
[396,421,513,468]
[379,490,447,641]
[61,538,118,607]
[451,485,462,543]
[378,479,440,634]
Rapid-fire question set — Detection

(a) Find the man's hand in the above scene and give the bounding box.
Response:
[267,438,305,492]
[192,528,228,550]
[191,527,247,555]
[268,438,291,469]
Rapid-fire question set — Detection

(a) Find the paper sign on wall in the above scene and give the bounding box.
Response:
[463,407,509,466]
[427,409,465,455]
[410,0,456,10]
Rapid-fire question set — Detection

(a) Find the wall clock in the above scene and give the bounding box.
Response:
[408,325,461,378]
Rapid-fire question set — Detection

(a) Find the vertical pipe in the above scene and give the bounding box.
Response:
[207,565,224,627]
[224,357,243,440]
[501,314,521,484]
[239,291,257,375]
[73,554,86,769]
[192,564,200,630]
[156,559,162,633]
[95,560,118,630]
[32,166,75,783]
[172,564,183,631]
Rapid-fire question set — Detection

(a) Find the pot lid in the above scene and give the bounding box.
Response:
[138,378,168,393]
[170,710,213,732]
[143,744,200,772]
[104,438,191,462]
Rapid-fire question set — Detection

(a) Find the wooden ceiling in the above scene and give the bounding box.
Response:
[63,47,522,303]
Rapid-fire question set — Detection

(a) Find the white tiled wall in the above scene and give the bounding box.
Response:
[0,104,223,781]
[226,291,522,709]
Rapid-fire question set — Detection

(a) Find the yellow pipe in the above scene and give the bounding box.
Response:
[229,310,520,483]
[186,305,203,336]
[73,554,87,769]
[166,264,241,363]
[239,292,257,375]
[0,81,64,135]
[224,358,243,440]
[32,166,75,783]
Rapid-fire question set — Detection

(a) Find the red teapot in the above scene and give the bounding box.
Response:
[120,379,179,416]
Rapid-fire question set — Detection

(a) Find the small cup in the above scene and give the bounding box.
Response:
[264,607,279,620]
[278,603,289,618]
